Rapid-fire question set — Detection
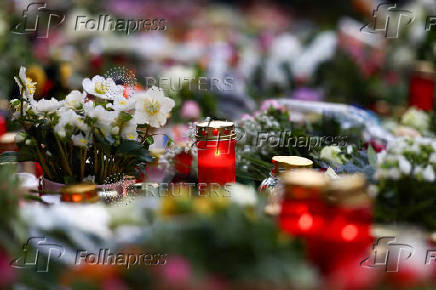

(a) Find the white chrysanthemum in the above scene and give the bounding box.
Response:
[65,90,86,109]
[401,107,430,132]
[109,95,135,111]
[82,75,123,100]
[121,120,138,141]
[422,165,435,182]
[72,133,89,147]
[134,86,175,128]
[398,156,412,174]
[14,66,36,100]
[31,98,64,114]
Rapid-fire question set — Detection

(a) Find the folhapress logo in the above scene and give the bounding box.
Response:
[361,3,415,38]
[361,237,415,272]
[12,2,65,38]
[10,237,65,273]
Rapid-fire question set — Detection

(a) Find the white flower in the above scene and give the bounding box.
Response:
[159,65,195,93]
[111,126,120,135]
[31,98,64,114]
[320,146,345,165]
[121,120,138,141]
[110,95,135,111]
[430,153,436,163]
[401,107,430,132]
[134,86,175,128]
[82,75,123,100]
[14,66,36,100]
[65,90,86,109]
[72,133,89,147]
[15,132,27,143]
[422,165,435,182]
[398,156,412,174]
[93,105,119,126]
[229,183,257,206]
[54,108,80,138]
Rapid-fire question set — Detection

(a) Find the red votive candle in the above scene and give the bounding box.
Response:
[279,169,328,237]
[409,61,435,111]
[196,121,236,185]
[307,174,373,276]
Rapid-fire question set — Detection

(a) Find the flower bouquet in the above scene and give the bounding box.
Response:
[6,67,175,187]
[375,137,436,230]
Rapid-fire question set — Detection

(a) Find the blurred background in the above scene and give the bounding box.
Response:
[2,0,435,121]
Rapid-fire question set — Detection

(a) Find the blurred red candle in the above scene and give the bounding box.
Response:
[196,121,236,185]
[279,169,328,237]
[409,61,435,111]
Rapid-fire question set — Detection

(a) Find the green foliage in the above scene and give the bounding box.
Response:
[376,177,436,230]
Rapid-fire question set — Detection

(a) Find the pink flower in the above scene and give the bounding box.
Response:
[181,100,200,120]
[0,250,16,288]
[260,99,285,112]
[240,114,254,121]
[160,256,192,286]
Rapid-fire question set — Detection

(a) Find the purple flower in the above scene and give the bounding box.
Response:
[291,88,323,101]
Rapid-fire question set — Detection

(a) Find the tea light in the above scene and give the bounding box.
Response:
[60,184,99,203]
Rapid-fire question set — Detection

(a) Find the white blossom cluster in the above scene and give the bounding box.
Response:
[11,66,175,148]
[376,137,436,182]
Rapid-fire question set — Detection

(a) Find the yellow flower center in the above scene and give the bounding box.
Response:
[144,99,161,116]
[80,138,87,144]
[127,134,135,140]
[95,82,108,94]
[119,100,127,106]
[26,77,36,95]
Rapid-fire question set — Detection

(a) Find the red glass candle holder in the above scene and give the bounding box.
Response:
[196,121,236,186]
[174,150,193,175]
[307,174,373,275]
[278,170,328,237]
[409,61,435,111]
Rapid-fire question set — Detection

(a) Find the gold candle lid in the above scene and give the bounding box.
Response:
[272,156,313,170]
[195,121,235,141]
[326,173,369,207]
[281,169,328,187]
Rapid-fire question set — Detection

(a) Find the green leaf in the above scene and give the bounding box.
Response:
[117,140,143,153]
[0,151,18,163]
[367,145,377,169]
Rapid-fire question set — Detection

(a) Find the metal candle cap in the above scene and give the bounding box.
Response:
[326,173,369,207]
[195,121,236,141]
[281,169,328,187]
[272,156,313,170]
